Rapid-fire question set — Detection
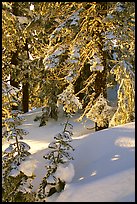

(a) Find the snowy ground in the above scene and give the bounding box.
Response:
[2,109,135,202]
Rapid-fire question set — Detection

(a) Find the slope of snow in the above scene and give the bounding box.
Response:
[54,122,135,202]
[2,109,135,202]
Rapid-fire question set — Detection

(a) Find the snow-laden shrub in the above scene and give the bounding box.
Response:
[34,106,51,127]
[2,114,35,201]
[37,115,75,201]
[86,93,116,128]
[57,83,82,114]
[109,60,135,126]
[2,82,35,202]
[2,110,35,202]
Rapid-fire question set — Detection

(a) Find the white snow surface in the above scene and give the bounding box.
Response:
[19,159,38,177]
[54,163,75,183]
[2,109,135,202]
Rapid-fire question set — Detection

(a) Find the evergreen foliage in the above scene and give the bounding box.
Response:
[2,82,35,202]
[34,106,51,127]
[57,83,82,114]
[109,61,135,126]
[2,2,135,200]
[86,93,115,128]
[37,114,74,200]
[2,2,135,128]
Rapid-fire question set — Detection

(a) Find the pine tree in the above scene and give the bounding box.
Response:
[2,82,35,202]
[109,61,135,126]
[57,83,82,114]
[102,2,135,126]
[37,114,74,200]
[70,2,135,128]
[3,2,135,131]
[34,106,51,127]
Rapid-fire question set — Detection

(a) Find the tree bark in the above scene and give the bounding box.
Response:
[10,52,19,89]
[22,39,29,113]
[10,2,29,113]
[74,62,92,107]
[22,80,29,113]
[94,2,108,131]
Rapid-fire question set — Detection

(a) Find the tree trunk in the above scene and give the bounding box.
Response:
[74,62,92,107]
[94,37,108,131]
[10,2,29,113]
[22,39,29,113]
[94,69,108,131]
[22,80,29,113]
[94,2,108,131]
[10,52,19,88]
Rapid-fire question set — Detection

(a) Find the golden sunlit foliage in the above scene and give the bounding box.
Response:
[2,2,135,127]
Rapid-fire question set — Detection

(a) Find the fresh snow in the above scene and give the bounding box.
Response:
[2,109,135,202]
[19,159,38,177]
[2,81,20,95]
[54,163,75,183]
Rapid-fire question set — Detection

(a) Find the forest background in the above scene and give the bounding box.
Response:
[2,2,135,202]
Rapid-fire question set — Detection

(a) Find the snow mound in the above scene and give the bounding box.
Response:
[19,159,38,177]
[3,107,134,202]
[55,162,75,183]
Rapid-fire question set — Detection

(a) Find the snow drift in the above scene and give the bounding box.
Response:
[2,109,135,202]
